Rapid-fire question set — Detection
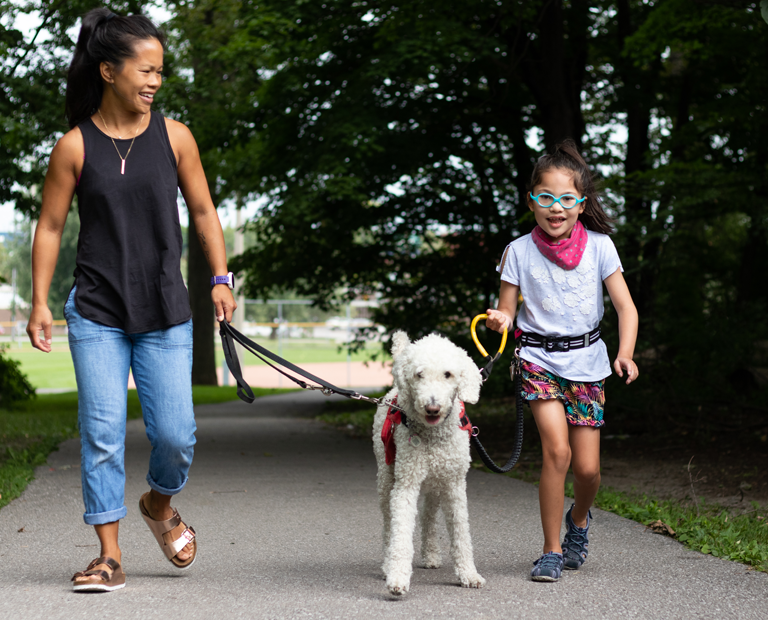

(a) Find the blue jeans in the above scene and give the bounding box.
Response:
[64,287,196,525]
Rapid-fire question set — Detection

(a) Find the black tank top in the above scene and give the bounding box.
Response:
[73,111,191,333]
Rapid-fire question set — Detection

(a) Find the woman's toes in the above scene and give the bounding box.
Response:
[176,542,194,561]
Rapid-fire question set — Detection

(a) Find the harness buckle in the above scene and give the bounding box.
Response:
[546,338,569,352]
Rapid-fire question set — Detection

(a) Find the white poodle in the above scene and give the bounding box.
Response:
[372,330,486,595]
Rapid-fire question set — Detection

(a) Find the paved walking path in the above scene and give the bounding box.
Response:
[0,391,765,619]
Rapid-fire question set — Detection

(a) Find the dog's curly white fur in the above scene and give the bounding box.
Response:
[373,331,486,595]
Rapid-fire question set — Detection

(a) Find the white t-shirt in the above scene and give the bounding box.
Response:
[497,231,623,381]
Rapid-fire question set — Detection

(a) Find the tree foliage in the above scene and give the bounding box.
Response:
[4,1,768,422]
[199,0,767,412]
[0,345,35,408]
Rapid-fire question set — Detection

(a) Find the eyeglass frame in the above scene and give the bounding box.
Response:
[529,192,587,209]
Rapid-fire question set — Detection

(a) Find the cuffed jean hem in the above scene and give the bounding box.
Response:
[146,473,188,496]
[83,505,128,526]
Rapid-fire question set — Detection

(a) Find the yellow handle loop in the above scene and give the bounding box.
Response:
[470,314,508,360]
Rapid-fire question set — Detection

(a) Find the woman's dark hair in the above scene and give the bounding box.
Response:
[527,139,614,235]
[65,8,166,129]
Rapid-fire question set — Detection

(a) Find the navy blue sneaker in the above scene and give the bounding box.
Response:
[530,551,564,582]
[562,503,591,570]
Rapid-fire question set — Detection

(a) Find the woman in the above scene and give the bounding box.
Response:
[26,8,236,591]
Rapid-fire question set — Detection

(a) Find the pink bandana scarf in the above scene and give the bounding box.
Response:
[531,220,588,270]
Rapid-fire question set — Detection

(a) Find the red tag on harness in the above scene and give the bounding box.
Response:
[381,397,401,466]
[381,398,471,465]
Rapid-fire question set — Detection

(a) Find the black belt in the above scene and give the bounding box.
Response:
[518,326,601,352]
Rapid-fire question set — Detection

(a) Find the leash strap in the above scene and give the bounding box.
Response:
[468,343,525,474]
[222,316,524,474]
[219,321,360,402]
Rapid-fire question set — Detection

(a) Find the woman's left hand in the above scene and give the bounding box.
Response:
[212,286,237,323]
[614,357,638,385]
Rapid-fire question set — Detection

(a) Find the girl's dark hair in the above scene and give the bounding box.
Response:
[527,139,614,235]
[65,8,166,129]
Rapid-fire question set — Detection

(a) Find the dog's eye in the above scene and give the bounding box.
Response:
[416,371,423,379]
[444,372,452,379]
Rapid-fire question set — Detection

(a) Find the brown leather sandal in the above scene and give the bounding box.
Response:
[72,556,126,592]
[139,492,197,569]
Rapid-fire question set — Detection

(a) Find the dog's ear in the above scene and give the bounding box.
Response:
[457,351,483,404]
[390,330,410,359]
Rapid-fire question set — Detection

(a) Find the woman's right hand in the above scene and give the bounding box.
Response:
[485,309,511,334]
[27,304,54,352]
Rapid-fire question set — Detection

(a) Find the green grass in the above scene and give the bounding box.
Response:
[564,482,768,572]
[1,344,80,389]
[0,386,290,511]
[3,339,388,391]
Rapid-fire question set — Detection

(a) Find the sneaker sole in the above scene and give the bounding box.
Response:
[531,575,560,582]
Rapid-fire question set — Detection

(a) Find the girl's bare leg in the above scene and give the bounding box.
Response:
[568,425,601,527]
[530,399,571,554]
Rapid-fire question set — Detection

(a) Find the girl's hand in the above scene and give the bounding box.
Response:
[485,309,511,334]
[614,357,638,384]
[27,304,54,352]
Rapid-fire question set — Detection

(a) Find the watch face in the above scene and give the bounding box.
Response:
[228,272,236,289]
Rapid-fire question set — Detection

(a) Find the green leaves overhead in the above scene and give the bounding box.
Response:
[0,1,149,218]
[4,1,768,410]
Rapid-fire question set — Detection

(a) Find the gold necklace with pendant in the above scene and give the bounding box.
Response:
[97,109,146,175]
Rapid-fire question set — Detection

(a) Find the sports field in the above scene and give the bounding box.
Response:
[3,338,387,391]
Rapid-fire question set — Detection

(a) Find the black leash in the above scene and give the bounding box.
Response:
[219,319,524,474]
[468,348,525,473]
[219,321,399,409]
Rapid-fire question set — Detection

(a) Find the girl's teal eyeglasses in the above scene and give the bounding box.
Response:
[529,192,586,209]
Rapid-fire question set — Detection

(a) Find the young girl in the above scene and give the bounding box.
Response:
[486,140,638,582]
[26,9,235,591]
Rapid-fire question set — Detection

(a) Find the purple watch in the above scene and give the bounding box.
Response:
[211,272,235,289]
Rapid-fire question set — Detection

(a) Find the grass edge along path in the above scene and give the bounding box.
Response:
[317,397,768,573]
[0,386,293,511]
[561,481,768,572]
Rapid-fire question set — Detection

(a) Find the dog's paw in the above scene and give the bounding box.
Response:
[386,576,410,596]
[459,572,486,589]
[422,556,442,569]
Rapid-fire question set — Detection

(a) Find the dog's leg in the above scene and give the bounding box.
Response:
[420,490,442,568]
[384,478,423,595]
[442,477,486,588]
[377,464,395,572]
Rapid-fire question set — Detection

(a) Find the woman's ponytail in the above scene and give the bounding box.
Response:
[65,8,166,129]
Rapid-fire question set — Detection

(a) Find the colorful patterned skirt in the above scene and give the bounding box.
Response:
[520,360,605,427]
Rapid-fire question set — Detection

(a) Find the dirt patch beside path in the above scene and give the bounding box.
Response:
[465,398,768,512]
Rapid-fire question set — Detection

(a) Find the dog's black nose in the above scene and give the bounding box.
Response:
[425,404,441,416]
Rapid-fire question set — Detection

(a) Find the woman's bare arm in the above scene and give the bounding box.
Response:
[26,130,83,351]
[167,119,236,323]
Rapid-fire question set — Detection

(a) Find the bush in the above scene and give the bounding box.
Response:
[0,345,35,408]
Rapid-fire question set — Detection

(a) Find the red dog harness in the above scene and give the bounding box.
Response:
[381,396,473,465]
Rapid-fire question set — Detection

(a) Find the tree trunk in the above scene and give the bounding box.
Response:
[518,0,588,149]
[188,215,218,385]
[616,0,656,321]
